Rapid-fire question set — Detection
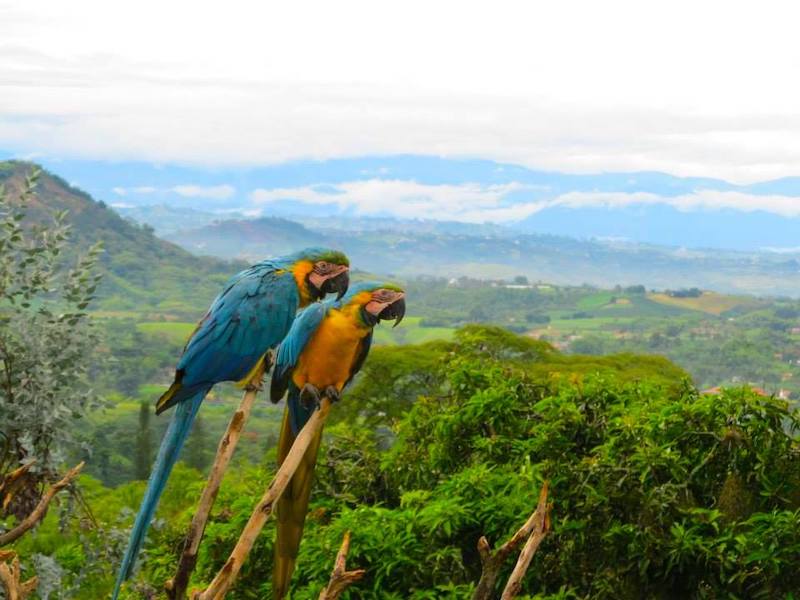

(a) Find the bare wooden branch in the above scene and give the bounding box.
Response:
[318,531,365,600]
[166,371,263,600]
[0,556,38,600]
[0,461,84,547]
[472,482,550,600]
[0,461,36,512]
[193,398,332,600]
[500,484,551,599]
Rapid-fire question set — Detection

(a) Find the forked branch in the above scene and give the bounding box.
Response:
[318,531,365,600]
[0,555,38,600]
[0,461,85,547]
[193,398,333,600]
[472,481,550,600]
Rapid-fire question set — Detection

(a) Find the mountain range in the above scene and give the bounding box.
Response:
[0,161,239,314]
[4,159,800,298]
[144,206,800,297]
[4,153,800,252]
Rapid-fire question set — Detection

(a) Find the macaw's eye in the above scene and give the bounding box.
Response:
[314,261,330,273]
[372,289,394,302]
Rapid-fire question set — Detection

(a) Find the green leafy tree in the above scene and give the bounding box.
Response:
[0,168,103,513]
[109,327,799,599]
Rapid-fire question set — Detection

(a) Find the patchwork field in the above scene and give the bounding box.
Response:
[372,316,456,345]
[647,291,753,315]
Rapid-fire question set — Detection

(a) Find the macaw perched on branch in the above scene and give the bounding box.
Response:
[269,281,406,599]
[112,248,350,600]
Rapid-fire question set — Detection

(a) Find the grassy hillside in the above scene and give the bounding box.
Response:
[0,161,242,315]
[171,216,326,260]
[647,291,757,315]
[154,206,800,296]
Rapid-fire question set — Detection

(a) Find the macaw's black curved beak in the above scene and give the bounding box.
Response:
[379,296,406,328]
[322,270,350,300]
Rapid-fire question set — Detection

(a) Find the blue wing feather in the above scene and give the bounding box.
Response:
[113,261,301,599]
[178,264,299,392]
[270,301,329,402]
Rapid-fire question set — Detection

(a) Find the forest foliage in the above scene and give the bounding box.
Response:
[8,327,798,599]
[0,169,102,514]
[1,164,799,598]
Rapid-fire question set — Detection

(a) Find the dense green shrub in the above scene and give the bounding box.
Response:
[114,326,800,598]
[9,326,800,598]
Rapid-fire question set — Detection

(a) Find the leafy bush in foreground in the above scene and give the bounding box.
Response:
[118,326,799,599]
[12,326,800,599]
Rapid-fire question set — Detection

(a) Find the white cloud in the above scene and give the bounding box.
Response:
[112,183,234,199]
[2,2,800,182]
[251,180,542,223]
[762,246,800,253]
[171,184,235,200]
[249,181,800,222]
[551,190,800,218]
[112,185,157,196]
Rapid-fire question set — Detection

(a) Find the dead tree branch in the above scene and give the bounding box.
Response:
[0,461,84,547]
[318,531,365,600]
[0,461,36,513]
[500,486,551,599]
[193,397,332,600]
[0,555,38,600]
[166,370,264,599]
[472,481,550,600]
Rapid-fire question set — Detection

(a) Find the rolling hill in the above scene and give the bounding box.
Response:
[164,213,800,297]
[5,159,800,300]
[13,154,800,252]
[0,161,242,315]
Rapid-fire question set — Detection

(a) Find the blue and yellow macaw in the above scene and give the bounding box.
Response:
[112,248,350,599]
[269,281,406,599]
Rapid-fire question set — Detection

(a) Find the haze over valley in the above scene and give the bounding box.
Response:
[6,155,800,297]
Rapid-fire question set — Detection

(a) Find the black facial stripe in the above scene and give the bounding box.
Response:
[360,305,378,327]
[306,273,324,300]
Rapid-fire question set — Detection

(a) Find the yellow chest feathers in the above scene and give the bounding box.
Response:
[292,309,369,391]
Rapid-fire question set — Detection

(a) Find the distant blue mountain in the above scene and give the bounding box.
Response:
[518,205,800,250]
[3,152,797,251]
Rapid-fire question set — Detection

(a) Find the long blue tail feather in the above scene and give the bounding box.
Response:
[112,388,209,599]
[287,385,314,435]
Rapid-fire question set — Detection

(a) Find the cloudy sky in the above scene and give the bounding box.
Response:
[3,1,800,237]
[3,0,800,183]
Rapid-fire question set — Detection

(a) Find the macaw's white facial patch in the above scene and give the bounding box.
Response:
[309,262,349,289]
[365,289,405,316]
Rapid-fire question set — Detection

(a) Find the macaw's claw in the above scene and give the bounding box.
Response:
[299,383,321,409]
[323,385,341,403]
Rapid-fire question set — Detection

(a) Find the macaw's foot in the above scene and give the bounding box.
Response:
[244,353,272,392]
[323,385,341,403]
[299,383,322,410]
[245,377,264,393]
